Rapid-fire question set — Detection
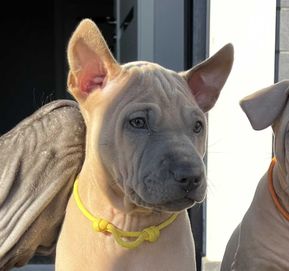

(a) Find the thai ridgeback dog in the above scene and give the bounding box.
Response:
[221,80,289,271]
[56,19,233,271]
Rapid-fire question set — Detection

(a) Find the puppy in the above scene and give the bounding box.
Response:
[56,19,233,271]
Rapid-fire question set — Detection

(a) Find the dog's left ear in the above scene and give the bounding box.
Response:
[240,80,289,130]
[67,19,121,103]
[181,44,234,112]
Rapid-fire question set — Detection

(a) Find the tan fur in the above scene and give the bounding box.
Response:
[57,197,195,271]
[56,18,233,271]
[56,67,196,270]
[55,19,196,271]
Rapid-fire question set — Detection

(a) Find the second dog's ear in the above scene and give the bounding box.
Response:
[67,19,121,103]
[240,80,289,130]
[180,44,234,112]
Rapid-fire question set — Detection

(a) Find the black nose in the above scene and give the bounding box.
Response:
[172,166,202,192]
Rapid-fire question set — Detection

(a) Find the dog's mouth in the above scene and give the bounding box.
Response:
[155,197,197,212]
[127,189,198,212]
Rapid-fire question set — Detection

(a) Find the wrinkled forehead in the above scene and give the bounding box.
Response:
[120,61,194,106]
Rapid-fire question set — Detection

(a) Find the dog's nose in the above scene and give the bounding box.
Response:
[172,166,202,192]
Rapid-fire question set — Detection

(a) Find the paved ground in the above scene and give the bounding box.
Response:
[12,261,221,271]
[202,259,221,271]
[13,265,54,271]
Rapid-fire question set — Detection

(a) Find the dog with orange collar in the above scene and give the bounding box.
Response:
[221,80,289,271]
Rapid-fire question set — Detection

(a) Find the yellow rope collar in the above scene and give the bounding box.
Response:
[73,179,178,249]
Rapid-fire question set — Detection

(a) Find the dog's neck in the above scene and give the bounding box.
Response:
[77,162,172,232]
[272,160,289,214]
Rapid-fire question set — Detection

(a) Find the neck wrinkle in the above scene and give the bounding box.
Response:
[76,167,172,232]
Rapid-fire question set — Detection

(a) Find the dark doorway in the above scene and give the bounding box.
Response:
[0,0,115,135]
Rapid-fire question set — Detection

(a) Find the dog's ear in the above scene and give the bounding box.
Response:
[240,80,289,130]
[67,19,121,103]
[181,44,234,112]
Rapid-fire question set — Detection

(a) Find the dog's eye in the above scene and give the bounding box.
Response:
[193,121,203,133]
[129,117,147,129]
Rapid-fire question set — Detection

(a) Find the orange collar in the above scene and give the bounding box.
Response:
[268,157,289,221]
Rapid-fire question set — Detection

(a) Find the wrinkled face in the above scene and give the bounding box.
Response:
[66,19,233,213]
[98,63,207,212]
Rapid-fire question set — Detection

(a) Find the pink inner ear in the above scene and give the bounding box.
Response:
[77,52,108,94]
[80,73,107,94]
[188,72,204,98]
[187,72,219,112]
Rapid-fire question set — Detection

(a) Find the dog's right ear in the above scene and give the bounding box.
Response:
[67,19,121,103]
[240,80,289,130]
[180,44,234,112]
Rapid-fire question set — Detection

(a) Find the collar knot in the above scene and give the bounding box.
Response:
[143,226,160,242]
[93,219,109,232]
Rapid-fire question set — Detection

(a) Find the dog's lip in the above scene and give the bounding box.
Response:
[154,198,196,212]
[129,188,197,211]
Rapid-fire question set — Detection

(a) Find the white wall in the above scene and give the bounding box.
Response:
[206,0,276,261]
